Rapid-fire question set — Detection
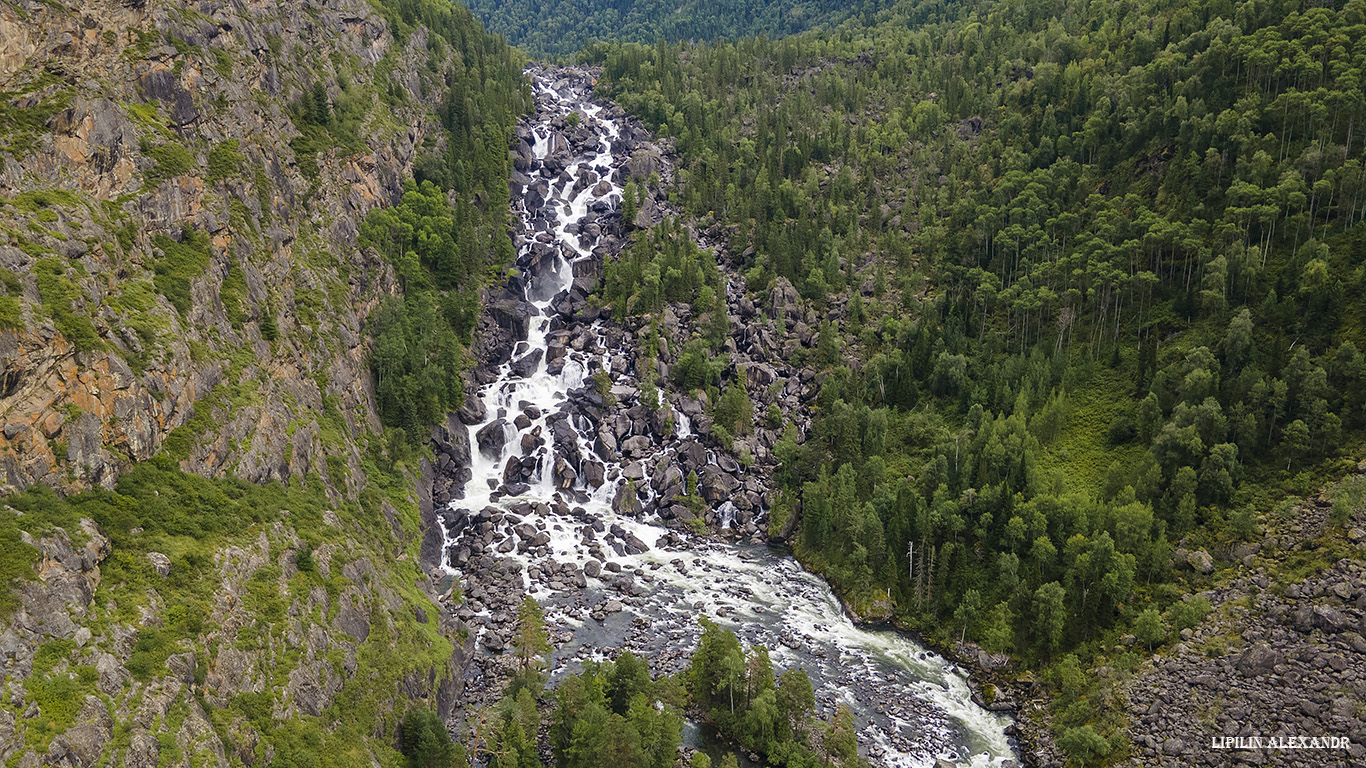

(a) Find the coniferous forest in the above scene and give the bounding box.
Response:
[577,0,1366,760]
[588,0,1366,645]
[1,0,1365,767]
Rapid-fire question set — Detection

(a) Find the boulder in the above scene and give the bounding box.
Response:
[146,551,171,577]
[1235,642,1283,675]
[612,482,642,517]
[509,349,543,378]
[488,300,534,341]
[1186,550,1214,574]
[476,420,510,460]
[582,461,605,488]
[554,457,577,489]
[457,396,487,425]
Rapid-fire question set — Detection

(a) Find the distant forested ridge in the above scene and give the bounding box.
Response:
[587,0,1366,759]
[466,0,858,57]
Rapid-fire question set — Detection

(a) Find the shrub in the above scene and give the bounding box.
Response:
[220,264,249,329]
[400,708,457,768]
[151,227,211,315]
[34,260,100,351]
[207,139,244,181]
[1058,725,1112,763]
[0,295,24,330]
[144,142,194,184]
[1167,596,1211,632]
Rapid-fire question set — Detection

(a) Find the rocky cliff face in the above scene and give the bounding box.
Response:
[0,0,498,764]
[0,0,452,494]
[0,501,474,767]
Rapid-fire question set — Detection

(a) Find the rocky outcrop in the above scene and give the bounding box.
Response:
[8,519,109,644]
[0,512,473,768]
[0,0,453,495]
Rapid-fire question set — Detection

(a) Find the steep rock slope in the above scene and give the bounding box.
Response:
[0,0,447,494]
[0,0,522,765]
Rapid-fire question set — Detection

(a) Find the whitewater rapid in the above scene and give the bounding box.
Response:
[439,68,1018,768]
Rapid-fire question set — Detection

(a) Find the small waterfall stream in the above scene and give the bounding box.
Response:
[439,68,1019,768]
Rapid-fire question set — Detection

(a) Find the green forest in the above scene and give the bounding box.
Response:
[577,0,1366,760]
[425,603,863,768]
[360,0,530,439]
[466,0,857,58]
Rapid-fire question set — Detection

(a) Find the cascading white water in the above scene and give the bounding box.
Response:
[439,68,1019,768]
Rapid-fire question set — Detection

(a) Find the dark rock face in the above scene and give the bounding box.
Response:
[336,589,372,642]
[0,0,454,497]
[509,349,544,378]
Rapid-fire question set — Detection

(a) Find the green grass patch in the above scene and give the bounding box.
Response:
[9,189,81,213]
[0,519,39,621]
[150,227,211,315]
[125,101,173,139]
[0,84,72,155]
[123,29,158,61]
[1040,357,1144,495]
[220,263,249,330]
[143,142,195,185]
[0,295,23,330]
[207,139,244,182]
[126,627,176,681]
[210,47,233,78]
[33,259,100,352]
[24,663,97,747]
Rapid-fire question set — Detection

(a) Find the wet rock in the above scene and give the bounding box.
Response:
[612,482,642,517]
[432,413,472,470]
[554,457,577,489]
[458,396,487,425]
[700,469,741,503]
[489,300,534,341]
[509,349,543,378]
[519,429,542,456]
[476,420,510,460]
[582,460,605,488]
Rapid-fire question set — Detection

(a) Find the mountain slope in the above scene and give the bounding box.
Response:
[0,0,525,765]
[582,0,1366,762]
[466,0,856,58]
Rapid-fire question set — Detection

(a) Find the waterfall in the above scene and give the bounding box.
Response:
[438,67,1019,768]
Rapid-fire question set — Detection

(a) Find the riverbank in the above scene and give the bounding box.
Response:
[818,577,1046,767]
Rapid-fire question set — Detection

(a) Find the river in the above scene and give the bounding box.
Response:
[439,67,1019,768]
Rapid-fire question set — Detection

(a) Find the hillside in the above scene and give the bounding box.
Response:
[0,0,524,764]
[466,0,856,58]
[2,0,1365,766]
[580,0,1366,762]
